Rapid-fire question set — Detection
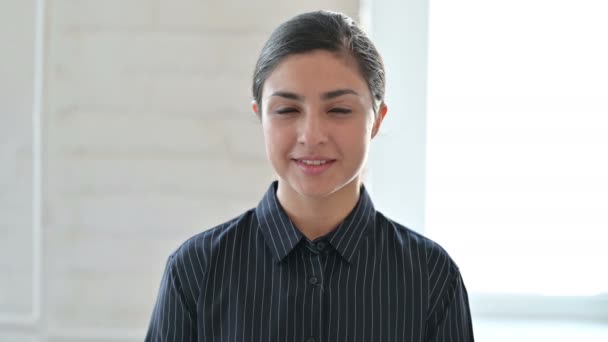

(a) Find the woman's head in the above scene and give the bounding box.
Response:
[252,10,386,115]
[251,11,388,201]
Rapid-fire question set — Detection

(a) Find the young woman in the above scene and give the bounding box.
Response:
[146,10,474,342]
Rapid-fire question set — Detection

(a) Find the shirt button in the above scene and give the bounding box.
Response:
[315,241,327,251]
[308,276,319,285]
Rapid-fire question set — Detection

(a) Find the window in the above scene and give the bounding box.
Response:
[365,0,608,338]
[425,0,608,299]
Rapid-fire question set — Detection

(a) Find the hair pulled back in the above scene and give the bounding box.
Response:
[252,11,385,114]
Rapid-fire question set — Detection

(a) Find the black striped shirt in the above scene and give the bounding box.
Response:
[145,181,474,341]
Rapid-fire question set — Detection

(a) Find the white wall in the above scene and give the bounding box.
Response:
[0,1,360,341]
[0,0,37,322]
[365,0,429,233]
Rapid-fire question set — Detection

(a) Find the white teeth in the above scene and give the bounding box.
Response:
[300,160,329,166]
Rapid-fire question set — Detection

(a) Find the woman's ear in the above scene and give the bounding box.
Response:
[371,102,388,139]
[252,100,260,118]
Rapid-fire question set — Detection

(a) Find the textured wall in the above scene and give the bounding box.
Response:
[0,0,36,321]
[1,0,359,341]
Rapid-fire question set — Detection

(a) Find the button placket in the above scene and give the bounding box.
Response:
[307,253,324,287]
[305,250,324,342]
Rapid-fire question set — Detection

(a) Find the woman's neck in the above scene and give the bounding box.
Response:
[276,180,361,241]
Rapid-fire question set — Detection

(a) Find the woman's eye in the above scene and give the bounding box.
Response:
[275,108,298,114]
[329,108,352,114]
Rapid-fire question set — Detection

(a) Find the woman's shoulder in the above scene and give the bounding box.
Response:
[168,208,257,271]
[378,211,460,273]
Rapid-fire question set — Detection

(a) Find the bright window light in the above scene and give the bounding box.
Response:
[426,0,608,296]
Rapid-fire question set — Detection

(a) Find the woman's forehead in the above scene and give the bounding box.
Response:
[262,50,370,100]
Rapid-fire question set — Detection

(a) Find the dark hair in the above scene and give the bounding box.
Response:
[252,10,386,115]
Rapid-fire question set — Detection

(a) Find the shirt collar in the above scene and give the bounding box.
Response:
[255,181,376,264]
[255,181,303,263]
[326,183,376,263]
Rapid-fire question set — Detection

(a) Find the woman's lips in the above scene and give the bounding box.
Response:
[292,158,336,175]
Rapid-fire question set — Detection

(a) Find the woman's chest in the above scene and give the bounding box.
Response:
[197,249,429,342]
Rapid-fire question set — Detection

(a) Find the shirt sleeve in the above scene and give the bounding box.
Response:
[145,255,198,342]
[426,269,475,342]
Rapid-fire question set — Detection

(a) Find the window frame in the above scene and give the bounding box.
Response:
[364,0,608,326]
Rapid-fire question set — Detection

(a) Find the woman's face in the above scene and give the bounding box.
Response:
[254,50,386,200]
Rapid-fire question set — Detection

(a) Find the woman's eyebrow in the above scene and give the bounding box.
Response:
[270,91,304,101]
[321,89,359,100]
[269,89,359,101]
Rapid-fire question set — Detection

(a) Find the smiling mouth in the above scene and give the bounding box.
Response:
[292,158,336,175]
[291,157,337,164]
[297,159,333,165]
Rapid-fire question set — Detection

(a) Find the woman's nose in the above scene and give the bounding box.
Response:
[297,113,328,146]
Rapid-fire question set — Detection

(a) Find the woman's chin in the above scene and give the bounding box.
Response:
[279,176,359,201]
